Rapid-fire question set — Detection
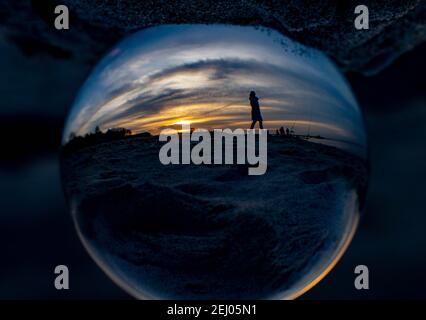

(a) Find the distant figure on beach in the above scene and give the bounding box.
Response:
[286,128,290,136]
[249,91,263,129]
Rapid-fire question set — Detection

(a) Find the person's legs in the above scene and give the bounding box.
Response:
[250,121,256,129]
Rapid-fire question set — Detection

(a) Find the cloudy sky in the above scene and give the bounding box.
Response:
[63,24,366,153]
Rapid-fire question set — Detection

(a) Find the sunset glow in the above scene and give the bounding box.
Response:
[63,25,366,156]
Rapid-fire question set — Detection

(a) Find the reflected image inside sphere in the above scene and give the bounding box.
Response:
[60,25,368,299]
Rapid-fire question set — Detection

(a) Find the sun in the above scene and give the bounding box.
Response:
[173,120,192,126]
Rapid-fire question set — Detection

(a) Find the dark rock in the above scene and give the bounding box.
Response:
[1,0,424,74]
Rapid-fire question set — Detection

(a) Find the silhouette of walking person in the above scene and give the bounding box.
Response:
[249,91,263,129]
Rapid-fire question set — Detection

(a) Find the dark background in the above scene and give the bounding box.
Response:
[0,0,425,299]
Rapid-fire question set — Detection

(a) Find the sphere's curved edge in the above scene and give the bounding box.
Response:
[71,195,360,300]
[71,206,156,300]
[286,199,360,300]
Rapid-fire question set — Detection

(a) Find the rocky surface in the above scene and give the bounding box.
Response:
[1,0,425,74]
[61,134,367,299]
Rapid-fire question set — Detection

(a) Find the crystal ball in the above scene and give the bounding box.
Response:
[61,25,368,299]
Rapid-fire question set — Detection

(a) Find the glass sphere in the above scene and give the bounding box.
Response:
[61,25,368,299]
